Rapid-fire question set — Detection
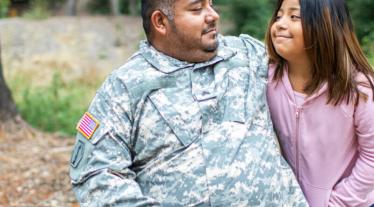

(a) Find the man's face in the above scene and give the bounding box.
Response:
[166,0,220,62]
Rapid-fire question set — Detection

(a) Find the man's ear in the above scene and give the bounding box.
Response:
[150,10,169,36]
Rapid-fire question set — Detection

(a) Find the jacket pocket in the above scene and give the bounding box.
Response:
[302,181,332,207]
[70,133,97,184]
[148,89,202,146]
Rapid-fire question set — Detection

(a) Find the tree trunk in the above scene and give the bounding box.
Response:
[66,0,78,16]
[110,0,120,16]
[129,0,137,16]
[0,38,18,121]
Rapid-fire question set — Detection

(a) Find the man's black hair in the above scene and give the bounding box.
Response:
[141,0,176,41]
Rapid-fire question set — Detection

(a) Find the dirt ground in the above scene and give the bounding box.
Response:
[0,118,77,207]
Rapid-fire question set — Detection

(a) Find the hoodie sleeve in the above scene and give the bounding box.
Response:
[329,81,374,207]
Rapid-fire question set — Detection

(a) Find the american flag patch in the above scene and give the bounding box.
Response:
[77,112,99,139]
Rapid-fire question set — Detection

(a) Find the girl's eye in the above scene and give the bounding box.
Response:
[275,16,282,21]
[291,15,301,20]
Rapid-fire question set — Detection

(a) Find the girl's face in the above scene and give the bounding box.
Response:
[271,0,306,62]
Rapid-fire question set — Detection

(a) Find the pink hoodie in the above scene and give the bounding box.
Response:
[267,65,374,207]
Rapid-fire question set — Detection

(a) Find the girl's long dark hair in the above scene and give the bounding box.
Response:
[265,0,374,105]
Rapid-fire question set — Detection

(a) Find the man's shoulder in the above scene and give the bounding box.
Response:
[94,52,149,97]
[221,34,265,55]
[219,34,268,79]
[110,51,158,85]
[103,51,175,100]
[115,51,149,75]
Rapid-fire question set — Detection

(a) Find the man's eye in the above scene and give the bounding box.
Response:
[191,7,203,11]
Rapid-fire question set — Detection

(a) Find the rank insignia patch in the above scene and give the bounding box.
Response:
[70,140,85,168]
[77,112,99,139]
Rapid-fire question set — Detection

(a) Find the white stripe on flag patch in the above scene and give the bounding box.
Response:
[77,112,99,139]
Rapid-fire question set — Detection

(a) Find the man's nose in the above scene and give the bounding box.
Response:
[206,5,219,23]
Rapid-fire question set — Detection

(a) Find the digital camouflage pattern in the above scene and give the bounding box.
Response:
[70,34,308,207]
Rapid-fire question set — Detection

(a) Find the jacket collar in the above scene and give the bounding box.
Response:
[281,64,328,105]
[139,35,236,74]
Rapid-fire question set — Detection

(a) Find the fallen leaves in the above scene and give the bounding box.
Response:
[0,119,78,206]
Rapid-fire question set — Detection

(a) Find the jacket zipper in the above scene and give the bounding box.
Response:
[295,107,302,180]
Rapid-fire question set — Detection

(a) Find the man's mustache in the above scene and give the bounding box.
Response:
[202,23,217,34]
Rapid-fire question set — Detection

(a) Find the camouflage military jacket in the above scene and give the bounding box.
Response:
[70,35,308,207]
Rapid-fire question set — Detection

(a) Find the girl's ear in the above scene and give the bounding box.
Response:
[150,10,169,36]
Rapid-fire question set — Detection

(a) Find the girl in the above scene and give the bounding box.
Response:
[265,0,374,206]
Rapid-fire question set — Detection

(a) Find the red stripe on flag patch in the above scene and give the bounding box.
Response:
[76,112,99,139]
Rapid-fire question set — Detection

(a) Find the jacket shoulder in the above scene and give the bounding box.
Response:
[222,34,265,56]
[108,52,176,101]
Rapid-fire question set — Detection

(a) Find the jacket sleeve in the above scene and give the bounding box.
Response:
[329,85,374,207]
[69,74,161,207]
[238,34,308,206]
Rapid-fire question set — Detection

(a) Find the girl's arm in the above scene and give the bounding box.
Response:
[329,84,374,207]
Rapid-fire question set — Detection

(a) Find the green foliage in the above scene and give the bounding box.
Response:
[347,0,374,66]
[87,0,111,15]
[370,56,374,67]
[228,0,273,39]
[362,31,374,67]
[214,0,230,5]
[120,0,140,15]
[22,0,50,19]
[87,0,140,15]
[362,31,374,56]
[347,0,374,42]
[0,0,10,18]
[13,72,98,136]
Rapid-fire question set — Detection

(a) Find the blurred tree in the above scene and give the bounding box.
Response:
[68,0,116,16]
[0,39,18,121]
[1,0,31,18]
[128,0,136,16]
[72,0,138,16]
[85,0,117,15]
[110,0,138,16]
[0,0,10,18]
[110,0,120,15]
[347,0,374,42]
[120,0,139,16]
[214,0,230,4]
[66,0,77,15]
[229,0,273,40]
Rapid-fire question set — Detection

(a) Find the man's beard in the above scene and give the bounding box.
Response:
[202,22,218,52]
[203,37,218,52]
[169,20,218,53]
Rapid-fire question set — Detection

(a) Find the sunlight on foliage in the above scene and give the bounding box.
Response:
[0,0,10,18]
[10,71,101,136]
[23,0,50,19]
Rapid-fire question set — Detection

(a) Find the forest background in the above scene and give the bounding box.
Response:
[1,0,373,136]
[0,0,373,206]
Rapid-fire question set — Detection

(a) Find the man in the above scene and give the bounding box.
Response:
[70,0,308,206]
